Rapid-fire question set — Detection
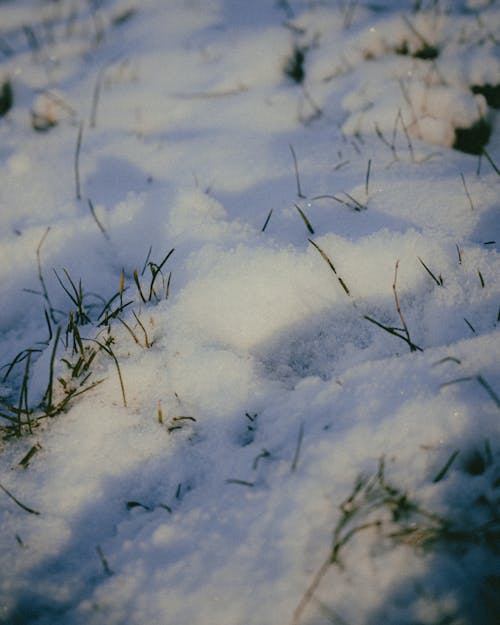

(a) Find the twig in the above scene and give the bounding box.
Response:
[365,159,371,196]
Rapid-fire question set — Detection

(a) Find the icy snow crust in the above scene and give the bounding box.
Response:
[0,1,499,624]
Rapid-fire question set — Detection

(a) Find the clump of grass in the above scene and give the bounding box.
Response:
[292,450,500,624]
[0,350,36,437]
[133,247,175,303]
[0,243,173,438]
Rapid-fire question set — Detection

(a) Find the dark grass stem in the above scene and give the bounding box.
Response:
[418,256,443,286]
[75,121,83,201]
[96,545,113,576]
[89,338,127,407]
[392,260,419,351]
[295,204,314,235]
[35,227,57,323]
[16,350,33,436]
[88,198,109,240]
[148,247,175,301]
[460,173,474,210]
[308,238,350,296]
[291,423,304,472]
[261,208,273,232]
[0,482,40,515]
[482,148,500,175]
[432,450,460,483]
[44,325,62,412]
[290,144,306,198]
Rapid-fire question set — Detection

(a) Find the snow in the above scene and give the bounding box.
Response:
[0,1,499,625]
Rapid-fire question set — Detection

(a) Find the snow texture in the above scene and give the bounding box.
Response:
[0,1,499,625]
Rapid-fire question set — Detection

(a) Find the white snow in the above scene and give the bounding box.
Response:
[0,1,499,625]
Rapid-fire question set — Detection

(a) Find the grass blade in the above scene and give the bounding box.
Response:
[295,204,314,235]
[0,482,40,515]
[417,256,443,286]
[261,208,273,232]
[308,238,350,296]
[290,144,306,198]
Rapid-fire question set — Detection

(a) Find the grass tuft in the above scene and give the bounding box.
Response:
[292,451,500,624]
[134,247,175,303]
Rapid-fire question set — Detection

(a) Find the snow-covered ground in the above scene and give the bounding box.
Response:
[0,1,499,624]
